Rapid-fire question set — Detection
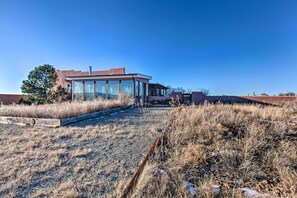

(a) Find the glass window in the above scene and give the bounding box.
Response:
[146,84,149,97]
[96,81,106,98]
[108,80,119,99]
[84,81,94,101]
[139,81,144,99]
[121,80,134,97]
[67,83,72,93]
[135,81,139,97]
[73,81,83,101]
[156,88,160,96]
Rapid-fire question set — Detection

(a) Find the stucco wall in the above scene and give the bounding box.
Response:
[56,68,126,89]
[0,94,23,105]
[191,92,297,105]
[148,96,170,102]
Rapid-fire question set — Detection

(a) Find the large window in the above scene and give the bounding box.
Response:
[96,81,106,98]
[135,80,144,102]
[108,80,119,99]
[84,81,94,101]
[67,83,72,93]
[73,81,83,101]
[146,84,149,97]
[121,80,134,97]
[135,80,139,101]
[156,88,160,96]
[139,81,144,99]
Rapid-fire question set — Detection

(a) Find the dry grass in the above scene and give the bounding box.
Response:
[0,107,168,197]
[133,102,297,197]
[0,97,132,119]
[51,180,81,198]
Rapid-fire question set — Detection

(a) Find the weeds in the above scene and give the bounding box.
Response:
[132,103,297,197]
[0,106,168,197]
[0,97,132,119]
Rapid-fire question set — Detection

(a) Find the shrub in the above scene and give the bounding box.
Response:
[132,103,297,197]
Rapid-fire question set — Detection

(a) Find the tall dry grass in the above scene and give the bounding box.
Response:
[0,97,132,119]
[133,102,297,197]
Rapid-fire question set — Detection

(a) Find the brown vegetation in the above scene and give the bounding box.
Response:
[132,102,297,197]
[0,107,168,197]
[0,97,132,119]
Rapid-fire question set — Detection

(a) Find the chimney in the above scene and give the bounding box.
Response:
[89,66,92,76]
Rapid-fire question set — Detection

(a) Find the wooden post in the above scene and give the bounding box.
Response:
[106,80,108,99]
[121,137,162,198]
[82,81,85,101]
[133,79,136,99]
[138,81,140,102]
[94,81,96,99]
[144,83,147,103]
[119,80,122,101]
[71,81,74,100]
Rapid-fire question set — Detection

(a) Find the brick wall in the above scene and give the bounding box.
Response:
[241,96,297,105]
[56,67,126,89]
[191,92,297,105]
[0,94,23,105]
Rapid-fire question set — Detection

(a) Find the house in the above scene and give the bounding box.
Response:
[57,67,152,103]
[148,83,170,103]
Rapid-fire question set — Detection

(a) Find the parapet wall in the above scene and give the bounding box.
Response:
[56,67,126,89]
[191,92,297,105]
[0,94,23,105]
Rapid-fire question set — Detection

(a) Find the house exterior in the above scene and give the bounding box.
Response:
[57,67,152,103]
[148,83,170,103]
[56,67,297,106]
[55,67,126,91]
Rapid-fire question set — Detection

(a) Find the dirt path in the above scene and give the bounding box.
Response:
[0,106,171,197]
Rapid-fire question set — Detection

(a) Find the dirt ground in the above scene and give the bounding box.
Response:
[0,106,171,197]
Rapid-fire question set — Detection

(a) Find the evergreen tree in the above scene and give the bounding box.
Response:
[21,64,58,104]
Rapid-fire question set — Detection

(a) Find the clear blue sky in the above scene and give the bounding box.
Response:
[0,0,296,95]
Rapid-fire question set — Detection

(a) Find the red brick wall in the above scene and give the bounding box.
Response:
[191,92,297,105]
[241,96,297,105]
[0,94,23,105]
[56,67,126,89]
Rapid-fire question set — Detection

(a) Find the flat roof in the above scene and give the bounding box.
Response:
[65,73,152,81]
[149,83,169,89]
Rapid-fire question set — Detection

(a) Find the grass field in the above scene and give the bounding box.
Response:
[1,101,296,197]
[0,98,131,119]
[133,102,297,197]
[0,107,169,197]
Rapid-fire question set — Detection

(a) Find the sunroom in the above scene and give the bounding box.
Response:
[66,73,152,103]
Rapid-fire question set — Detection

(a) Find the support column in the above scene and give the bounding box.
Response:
[82,81,85,101]
[94,81,96,99]
[119,80,122,101]
[106,80,108,99]
[71,81,74,100]
[144,83,147,103]
[133,79,136,99]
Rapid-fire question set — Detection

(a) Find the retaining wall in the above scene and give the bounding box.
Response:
[0,106,131,127]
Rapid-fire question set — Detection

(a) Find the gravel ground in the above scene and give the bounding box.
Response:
[0,106,171,197]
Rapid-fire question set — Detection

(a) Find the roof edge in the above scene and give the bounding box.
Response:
[66,73,152,81]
